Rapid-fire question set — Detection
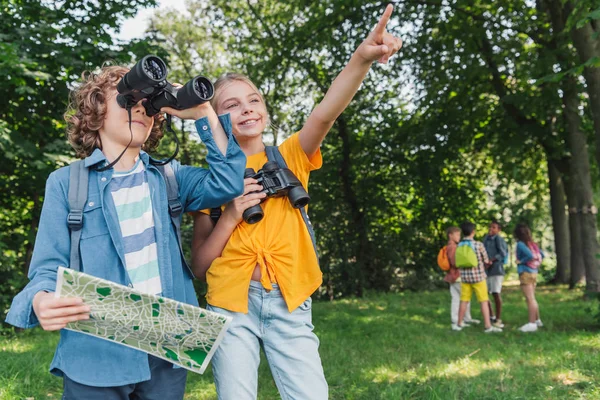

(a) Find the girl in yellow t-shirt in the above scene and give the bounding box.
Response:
[192,5,402,399]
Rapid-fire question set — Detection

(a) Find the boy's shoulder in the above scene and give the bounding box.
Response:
[45,163,73,192]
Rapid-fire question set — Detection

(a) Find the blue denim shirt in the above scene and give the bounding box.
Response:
[482,234,508,276]
[5,115,245,386]
[516,241,544,274]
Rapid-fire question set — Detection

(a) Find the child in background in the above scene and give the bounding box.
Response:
[514,223,544,332]
[445,226,479,330]
[456,222,502,333]
[5,65,245,397]
[483,220,508,328]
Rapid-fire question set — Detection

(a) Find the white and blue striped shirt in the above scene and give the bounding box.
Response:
[110,159,161,295]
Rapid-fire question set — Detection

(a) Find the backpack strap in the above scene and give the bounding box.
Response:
[67,160,88,272]
[209,207,222,225]
[264,145,319,260]
[155,163,193,277]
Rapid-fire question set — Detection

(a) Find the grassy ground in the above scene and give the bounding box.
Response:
[2,284,600,399]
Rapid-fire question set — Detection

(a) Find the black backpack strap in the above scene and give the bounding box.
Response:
[67,160,88,272]
[209,207,222,225]
[155,163,193,278]
[264,146,319,260]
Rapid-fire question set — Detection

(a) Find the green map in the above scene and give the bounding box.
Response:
[55,267,232,374]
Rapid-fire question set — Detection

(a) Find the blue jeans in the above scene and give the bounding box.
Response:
[207,281,328,399]
[62,354,186,399]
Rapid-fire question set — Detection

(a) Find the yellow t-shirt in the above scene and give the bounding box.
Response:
[205,132,323,313]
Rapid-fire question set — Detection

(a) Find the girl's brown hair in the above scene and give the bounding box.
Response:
[513,223,534,245]
[65,65,164,159]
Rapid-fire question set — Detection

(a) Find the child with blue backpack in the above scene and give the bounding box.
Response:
[455,222,502,333]
[5,65,245,397]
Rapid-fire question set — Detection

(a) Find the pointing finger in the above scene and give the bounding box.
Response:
[374,4,393,36]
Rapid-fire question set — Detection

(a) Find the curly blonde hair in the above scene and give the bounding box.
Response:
[65,65,164,159]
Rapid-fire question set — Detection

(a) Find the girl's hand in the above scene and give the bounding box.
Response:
[32,291,90,331]
[356,4,403,64]
[221,178,267,225]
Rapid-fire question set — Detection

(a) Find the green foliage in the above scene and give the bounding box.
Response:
[148,0,557,297]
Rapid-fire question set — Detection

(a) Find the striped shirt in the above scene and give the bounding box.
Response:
[458,239,489,284]
[110,159,161,295]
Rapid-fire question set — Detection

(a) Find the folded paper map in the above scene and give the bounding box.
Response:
[55,266,232,374]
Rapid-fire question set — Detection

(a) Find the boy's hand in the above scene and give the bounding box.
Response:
[221,178,267,225]
[161,102,213,121]
[160,83,214,121]
[32,291,90,331]
[356,4,402,64]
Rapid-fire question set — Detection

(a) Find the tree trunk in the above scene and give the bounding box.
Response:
[562,78,600,292]
[547,158,571,283]
[335,116,368,297]
[564,175,586,288]
[567,2,600,175]
[543,0,600,292]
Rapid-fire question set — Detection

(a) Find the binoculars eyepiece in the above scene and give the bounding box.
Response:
[116,55,214,116]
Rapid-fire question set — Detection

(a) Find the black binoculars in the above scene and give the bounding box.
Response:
[116,55,214,116]
[242,161,310,224]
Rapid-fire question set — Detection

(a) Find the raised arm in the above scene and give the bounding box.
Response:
[299,4,402,157]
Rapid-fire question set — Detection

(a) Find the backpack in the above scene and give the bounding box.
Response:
[526,242,542,269]
[209,145,319,261]
[437,246,450,271]
[455,241,478,268]
[67,159,190,275]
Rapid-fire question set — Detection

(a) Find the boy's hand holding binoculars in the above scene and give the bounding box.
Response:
[160,83,214,121]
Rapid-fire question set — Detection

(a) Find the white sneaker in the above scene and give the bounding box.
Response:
[519,322,538,332]
[535,319,543,327]
[464,318,481,325]
[493,319,505,328]
[484,326,502,333]
[452,324,464,331]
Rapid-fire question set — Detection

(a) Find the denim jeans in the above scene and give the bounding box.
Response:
[62,354,187,399]
[207,281,328,399]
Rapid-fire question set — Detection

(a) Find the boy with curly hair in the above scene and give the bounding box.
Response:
[5,65,245,397]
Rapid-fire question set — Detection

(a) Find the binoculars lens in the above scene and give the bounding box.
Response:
[143,57,167,81]
[194,78,213,100]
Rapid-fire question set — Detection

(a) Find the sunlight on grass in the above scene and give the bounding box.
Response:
[552,370,592,386]
[440,358,506,379]
[568,335,600,351]
[366,358,507,385]
[184,385,217,400]
[1,340,35,354]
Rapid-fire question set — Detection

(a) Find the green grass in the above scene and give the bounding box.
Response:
[2,285,600,399]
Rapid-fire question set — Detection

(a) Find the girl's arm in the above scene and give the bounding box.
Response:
[516,241,534,263]
[191,178,266,280]
[299,4,402,157]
